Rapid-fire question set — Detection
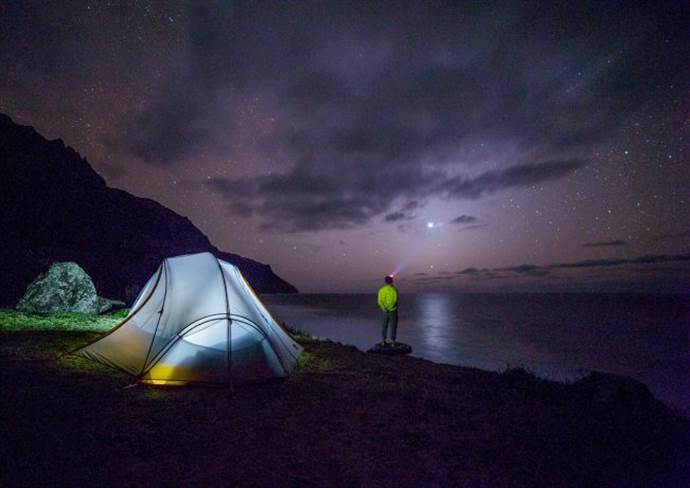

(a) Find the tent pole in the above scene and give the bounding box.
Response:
[215,257,232,392]
[228,310,233,393]
[139,261,169,378]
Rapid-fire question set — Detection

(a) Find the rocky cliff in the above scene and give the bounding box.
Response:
[0,113,297,306]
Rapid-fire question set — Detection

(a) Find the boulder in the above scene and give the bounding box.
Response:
[16,262,100,314]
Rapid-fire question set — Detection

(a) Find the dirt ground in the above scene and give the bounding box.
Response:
[1,330,688,487]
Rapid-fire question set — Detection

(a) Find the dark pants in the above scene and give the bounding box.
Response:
[381,310,398,342]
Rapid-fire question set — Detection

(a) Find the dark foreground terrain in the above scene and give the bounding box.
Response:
[1,320,688,487]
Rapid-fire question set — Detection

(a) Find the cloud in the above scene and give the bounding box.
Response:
[406,252,690,286]
[451,214,486,232]
[209,159,583,231]
[415,275,457,283]
[227,201,254,218]
[651,230,690,242]
[451,215,478,224]
[208,168,437,231]
[551,253,690,269]
[383,200,420,222]
[455,252,690,281]
[456,267,482,275]
[437,160,585,200]
[416,267,503,282]
[121,86,211,164]
[496,264,552,277]
[383,211,407,222]
[113,2,238,165]
[106,1,685,230]
[457,224,488,232]
[582,240,626,247]
[396,223,413,234]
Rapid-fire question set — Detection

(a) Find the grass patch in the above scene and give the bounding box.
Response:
[58,353,122,376]
[278,319,322,343]
[293,350,338,375]
[109,308,130,319]
[0,308,126,332]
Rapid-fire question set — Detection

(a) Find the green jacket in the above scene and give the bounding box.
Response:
[377,284,398,312]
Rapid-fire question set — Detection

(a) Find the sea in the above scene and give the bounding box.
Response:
[262,293,689,415]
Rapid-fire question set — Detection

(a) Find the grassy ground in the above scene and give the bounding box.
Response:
[0,308,125,332]
[1,310,688,487]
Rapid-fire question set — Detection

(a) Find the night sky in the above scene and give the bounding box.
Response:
[1,1,688,292]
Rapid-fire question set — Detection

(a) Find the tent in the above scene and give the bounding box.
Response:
[75,252,302,386]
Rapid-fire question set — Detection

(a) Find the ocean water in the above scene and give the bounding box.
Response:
[262,293,689,414]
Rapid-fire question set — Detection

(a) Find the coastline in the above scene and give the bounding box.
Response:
[263,292,690,415]
[1,314,688,486]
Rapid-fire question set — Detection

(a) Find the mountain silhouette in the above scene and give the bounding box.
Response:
[0,112,297,307]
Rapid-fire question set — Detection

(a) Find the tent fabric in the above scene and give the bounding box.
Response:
[75,252,302,386]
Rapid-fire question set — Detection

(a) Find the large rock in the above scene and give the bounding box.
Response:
[16,262,100,314]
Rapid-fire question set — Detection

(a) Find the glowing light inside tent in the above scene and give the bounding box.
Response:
[142,363,181,385]
[141,379,190,386]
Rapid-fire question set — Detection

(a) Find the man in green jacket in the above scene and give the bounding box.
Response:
[377,275,399,346]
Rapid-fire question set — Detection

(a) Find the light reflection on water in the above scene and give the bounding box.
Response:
[415,293,452,350]
[262,293,689,413]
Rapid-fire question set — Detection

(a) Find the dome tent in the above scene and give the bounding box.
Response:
[75,252,302,386]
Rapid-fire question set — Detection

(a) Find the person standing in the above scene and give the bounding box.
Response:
[377,275,399,346]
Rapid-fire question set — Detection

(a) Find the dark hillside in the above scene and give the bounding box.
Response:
[0,113,297,306]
